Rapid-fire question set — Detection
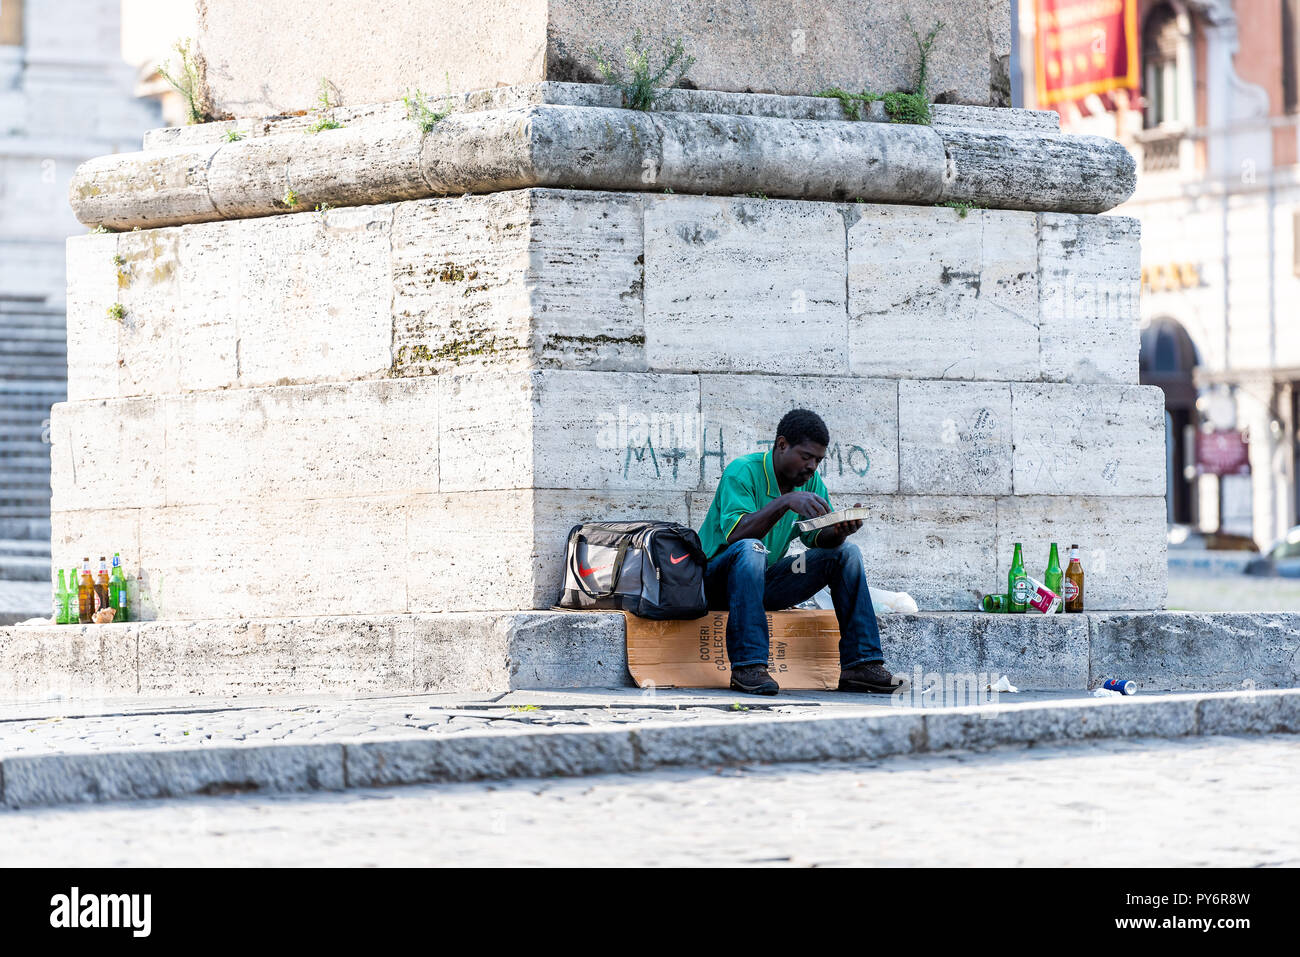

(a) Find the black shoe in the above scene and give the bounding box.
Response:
[730,664,779,696]
[838,662,904,694]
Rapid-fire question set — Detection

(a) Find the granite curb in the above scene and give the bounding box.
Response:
[2,688,1296,810]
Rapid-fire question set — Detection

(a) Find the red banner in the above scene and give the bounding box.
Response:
[1034,0,1138,106]
[1197,430,1251,477]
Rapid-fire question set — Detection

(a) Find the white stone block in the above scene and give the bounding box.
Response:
[231,206,394,386]
[528,190,647,371]
[531,371,701,491]
[899,380,1013,494]
[859,496,1002,610]
[163,379,439,506]
[115,227,183,396]
[49,398,165,511]
[698,374,899,494]
[406,491,539,613]
[439,373,535,493]
[1038,213,1141,383]
[1011,383,1165,496]
[644,196,849,374]
[64,233,123,402]
[140,498,409,620]
[848,205,1039,381]
[995,496,1167,610]
[391,193,533,377]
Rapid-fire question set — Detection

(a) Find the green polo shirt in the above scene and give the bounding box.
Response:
[697,448,832,566]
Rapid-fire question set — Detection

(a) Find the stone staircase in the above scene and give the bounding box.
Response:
[0,296,62,582]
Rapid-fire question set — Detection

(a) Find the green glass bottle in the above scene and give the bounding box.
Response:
[110,552,129,623]
[1044,543,1063,613]
[1008,542,1028,613]
[54,569,70,624]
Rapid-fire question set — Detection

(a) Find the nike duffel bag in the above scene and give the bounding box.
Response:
[557,520,708,619]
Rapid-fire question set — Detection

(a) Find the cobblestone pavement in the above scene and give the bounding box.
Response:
[0,734,1294,866]
[0,688,1095,757]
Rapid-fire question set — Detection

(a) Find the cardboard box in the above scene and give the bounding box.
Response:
[624,609,841,690]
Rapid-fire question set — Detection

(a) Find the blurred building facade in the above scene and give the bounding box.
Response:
[0,0,158,572]
[1017,0,1300,550]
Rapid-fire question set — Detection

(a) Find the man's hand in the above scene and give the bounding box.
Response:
[783,490,831,519]
[815,502,865,548]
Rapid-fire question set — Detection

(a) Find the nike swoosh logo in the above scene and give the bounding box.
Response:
[669,553,688,564]
[579,563,612,577]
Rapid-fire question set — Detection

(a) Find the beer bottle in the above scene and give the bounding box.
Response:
[96,556,110,616]
[1065,544,1084,613]
[1008,543,1028,613]
[78,558,94,624]
[54,569,70,625]
[110,553,129,623]
[1044,543,1063,614]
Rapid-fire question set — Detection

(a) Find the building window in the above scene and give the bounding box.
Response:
[1143,3,1183,128]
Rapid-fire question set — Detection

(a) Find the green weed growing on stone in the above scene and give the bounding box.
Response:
[315,202,334,215]
[816,17,943,126]
[307,78,344,133]
[281,188,299,208]
[111,254,126,267]
[223,129,244,142]
[938,199,986,218]
[405,75,454,133]
[88,224,111,234]
[158,38,212,125]
[589,30,695,111]
[814,87,880,121]
[106,303,126,322]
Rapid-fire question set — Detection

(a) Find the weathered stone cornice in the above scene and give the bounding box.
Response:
[70,103,1135,230]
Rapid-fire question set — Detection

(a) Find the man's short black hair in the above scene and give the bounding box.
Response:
[776,409,829,448]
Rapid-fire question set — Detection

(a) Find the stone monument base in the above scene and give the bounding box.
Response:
[3,611,1295,701]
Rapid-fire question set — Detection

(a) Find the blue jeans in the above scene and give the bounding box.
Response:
[703,538,884,669]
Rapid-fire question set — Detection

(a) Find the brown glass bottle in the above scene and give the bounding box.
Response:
[78,558,94,623]
[1064,544,1084,613]
[95,556,111,615]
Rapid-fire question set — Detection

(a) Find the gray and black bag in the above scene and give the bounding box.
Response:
[557,521,708,619]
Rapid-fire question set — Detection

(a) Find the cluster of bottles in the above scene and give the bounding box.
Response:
[53,554,135,625]
[983,543,1085,614]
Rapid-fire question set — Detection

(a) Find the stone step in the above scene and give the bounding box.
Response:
[0,443,52,457]
[0,338,68,356]
[0,539,50,556]
[0,686,1296,809]
[0,324,67,342]
[0,611,1294,702]
[0,362,67,380]
[0,517,50,541]
[0,553,50,581]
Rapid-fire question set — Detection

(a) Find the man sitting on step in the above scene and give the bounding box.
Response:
[696,408,904,696]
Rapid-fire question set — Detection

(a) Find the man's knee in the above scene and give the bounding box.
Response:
[728,538,769,577]
[828,540,864,574]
